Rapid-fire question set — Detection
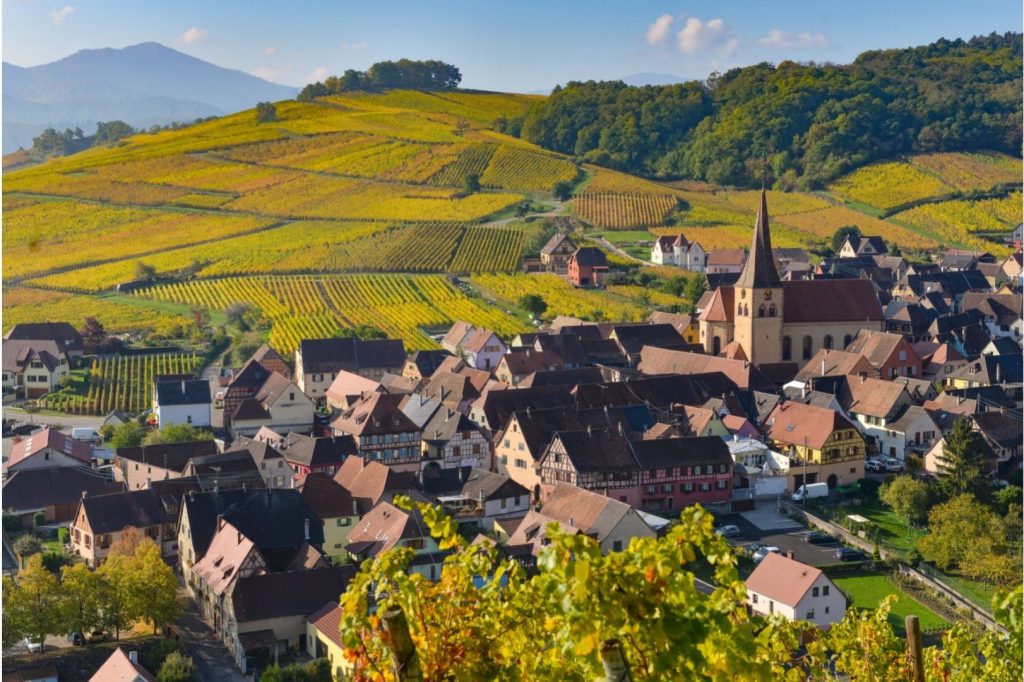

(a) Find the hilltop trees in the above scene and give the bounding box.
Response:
[255,101,278,123]
[298,59,462,100]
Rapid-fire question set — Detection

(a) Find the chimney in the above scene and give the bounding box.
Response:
[801,385,806,399]
[304,517,310,541]
[352,499,359,516]
[129,651,138,664]
[569,516,575,527]
[81,490,88,500]
[821,358,826,377]
[786,550,795,560]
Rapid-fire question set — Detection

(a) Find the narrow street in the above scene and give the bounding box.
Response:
[174,594,247,681]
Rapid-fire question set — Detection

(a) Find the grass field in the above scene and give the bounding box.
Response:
[830,571,950,635]
[824,501,926,559]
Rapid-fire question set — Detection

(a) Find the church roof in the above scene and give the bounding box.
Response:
[735,190,782,289]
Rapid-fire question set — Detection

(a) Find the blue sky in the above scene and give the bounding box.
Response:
[3,1,1021,91]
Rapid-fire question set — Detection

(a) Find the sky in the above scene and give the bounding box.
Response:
[3,0,1021,92]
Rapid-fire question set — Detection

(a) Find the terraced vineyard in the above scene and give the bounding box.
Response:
[473,273,647,322]
[449,226,524,273]
[42,352,201,415]
[573,193,678,229]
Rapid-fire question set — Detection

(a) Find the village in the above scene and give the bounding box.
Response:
[2,193,1020,680]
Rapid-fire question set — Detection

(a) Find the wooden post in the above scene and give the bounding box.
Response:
[600,639,633,682]
[382,606,423,682]
[905,615,924,682]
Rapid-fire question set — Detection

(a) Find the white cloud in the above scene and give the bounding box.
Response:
[264,46,277,56]
[307,66,329,82]
[340,41,368,50]
[646,14,674,46]
[49,5,75,26]
[251,66,290,82]
[758,29,828,49]
[180,27,207,44]
[676,17,737,56]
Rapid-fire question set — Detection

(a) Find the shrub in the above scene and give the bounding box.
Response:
[141,638,186,674]
[157,651,197,682]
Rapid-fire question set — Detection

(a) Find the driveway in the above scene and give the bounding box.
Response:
[175,596,246,681]
[716,505,843,567]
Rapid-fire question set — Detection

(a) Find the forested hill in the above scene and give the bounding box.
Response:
[510,33,1022,189]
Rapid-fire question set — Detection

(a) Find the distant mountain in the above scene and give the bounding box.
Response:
[3,42,298,153]
[620,73,686,87]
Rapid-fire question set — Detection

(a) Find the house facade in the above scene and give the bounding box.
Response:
[746,553,846,628]
[651,234,706,272]
[330,392,423,472]
[154,378,212,428]
[2,340,70,398]
[294,337,406,402]
[766,401,866,490]
[539,234,577,274]
[568,247,609,287]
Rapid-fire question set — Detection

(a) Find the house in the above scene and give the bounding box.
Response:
[323,370,380,410]
[1,340,70,398]
[884,301,938,342]
[706,249,745,275]
[961,292,1023,342]
[972,412,1022,463]
[295,337,406,401]
[539,233,577,274]
[345,501,446,579]
[883,405,941,462]
[913,342,968,383]
[306,602,353,681]
[88,648,156,682]
[945,354,1023,390]
[765,401,866,490]
[838,235,888,259]
[250,344,292,378]
[280,433,357,479]
[4,322,84,358]
[184,450,267,492]
[71,489,176,566]
[646,311,699,345]
[297,472,359,560]
[401,350,452,383]
[230,436,291,488]
[651,234,706,272]
[6,428,92,473]
[226,566,355,674]
[229,372,315,438]
[333,457,419,514]
[178,487,325,591]
[446,469,531,521]
[2,466,123,527]
[330,392,423,471]
[795,349,874,383]
[420,406,490,471]
[837,376,914,456]
[568,247,609,287]
[845,329,923,379]
[535,483,656,553]
[608,323,690,365]
[459,328,507,371]
[729,438,791,499]
[494,349,565,385]
[222,358,278,422]
[153,377,211,428]
[923,434,998,478]
[637,347,774,392]
[746,552,846,628]
[113,440,219,490]
[468,384,574,435]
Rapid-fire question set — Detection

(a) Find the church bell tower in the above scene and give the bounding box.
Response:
[732,190,784,365]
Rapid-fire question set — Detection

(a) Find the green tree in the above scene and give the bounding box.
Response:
[350,324,387,340]
[135,261,158,282]
[462,173,481,194]
[255,101,278,123]
[917,494,1019,584]
[158,652,197,682]
[129,540,183,633]
[830,225,861,252]
[13,533,42,559]
[98,552,138,639]
[95,121,134,144]
[109,421,146,448]
[552,180,574,201]
[142,424,214,446]
[517,293,548,318]
[60,563,105,637]
[879,476,929,525]
[3,554,63,651]
[684,275,708,307]
[936,417,988,499]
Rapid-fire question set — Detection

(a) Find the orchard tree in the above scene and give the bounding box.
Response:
[517,293,548,318]
[917,494,1019,584]
[879,476,929,525]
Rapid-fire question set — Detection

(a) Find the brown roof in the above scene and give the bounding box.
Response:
[1,339,64,373]
[499,349,565,378]
[782,280,883,322]
[8,428,91,467]
[745,552,826,607]
[441,321,475,349]
[707,249,745,266]
[4,322,83,352]
[645,311,693,335]
[334,458,417,513]
[540,233,576,256]
[766,400,859,450]
[298,472,357,519]
[194,520,262,595]
[539,483,644,542]
[795,349,874,382]
[298,337,405,374]
[331,392,420,436]
[461,328,501,353]
[346,500,429,556]
[696,286,734,322]
[845,330,916,368]
[571,247,608,267]
[308,601,344,649]
[637,347,773,391]
[88,648,157,682]
[2,467,124,512]
[839,376,910,419]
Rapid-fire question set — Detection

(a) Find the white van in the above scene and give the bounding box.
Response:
[72,427,101,444]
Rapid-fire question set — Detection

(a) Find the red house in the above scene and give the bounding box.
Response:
[568,247,609,288]
[845,330,924,379]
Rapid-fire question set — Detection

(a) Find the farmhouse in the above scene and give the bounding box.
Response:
[1,339,70,398]
[746,552,846,628]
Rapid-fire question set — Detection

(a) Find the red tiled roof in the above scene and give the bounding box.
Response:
[745,552,825,608]
[8,428,91,467]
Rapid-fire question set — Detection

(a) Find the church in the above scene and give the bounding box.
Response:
[698,192,884,366]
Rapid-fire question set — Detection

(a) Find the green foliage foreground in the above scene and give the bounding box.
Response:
[338,499,1022,681]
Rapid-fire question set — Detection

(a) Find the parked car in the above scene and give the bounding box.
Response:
[864,459,884,472]
[805,531,833,544]
[879,457,903,472]
[835,547,867,562]
[753,546,780,563]
[67,631,86,646]
[86,629,109,643]
[72,427,102,444]
[714,524,741,539]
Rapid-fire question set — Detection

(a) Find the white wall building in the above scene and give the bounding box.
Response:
[746,552,847,629]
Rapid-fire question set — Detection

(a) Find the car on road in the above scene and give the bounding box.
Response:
[753,546,780,563]
[879,457,903,472]
[714,524,741,539]
[835,547,867,562]
[805,531,833,544]
[865,459,884,472]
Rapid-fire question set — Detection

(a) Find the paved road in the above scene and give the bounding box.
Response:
[593,236,652,266]
[175,595,246,682]
[717,511,843,567]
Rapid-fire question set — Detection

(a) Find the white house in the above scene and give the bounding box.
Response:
[651,234,706,272]
[229,373,314,438]
[154,378,212,428]
[727,437,790,499]
[2,340,70,398]
[746,552,846,629]
[877,405,940,462]
[441,322,507,371]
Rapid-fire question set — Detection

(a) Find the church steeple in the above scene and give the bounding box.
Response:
[735,190,781,289]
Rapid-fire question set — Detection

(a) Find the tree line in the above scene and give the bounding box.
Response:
[507,33,1022,189]
[298,59,461,100]
[32,120,135,155]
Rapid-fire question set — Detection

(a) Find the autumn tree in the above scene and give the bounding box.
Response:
[130,540,183,633]
[80,317,109,355]
[60,562,105,636]
[880,476,930,525]
[3,554,63,650]
[917,494,1019,584]
[158,652,197,682]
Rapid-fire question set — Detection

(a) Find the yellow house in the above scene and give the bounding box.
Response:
[306,601,354,680]
[766,401,866,490]
[298,473,359,561]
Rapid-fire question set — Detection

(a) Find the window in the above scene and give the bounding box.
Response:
[802,335,813,360]
[806,610,815,620]
[822,585,829,596]
[661,484,672,494]
[844,334,853,347]
[500,455,508,465]
[769,304,776,317]
[452,446,461,457]
[898,350,907,361]
[612,540,622,552]
[504,439,510,448]
[518,443,525,451]
[336,518,351,526]
[716,480,727,490]
[823,335,833,350]
[289,392,295,400]
[752,593,758,604]
[500,498,507,509]
[758,305,766,318]
[825,606,830,614]
[782,336,792,361]
[812,587,819,597]
[681,483,694,493]
[406,539,425,550]
[515,458,527,469]
[699,483,711,492]
[718,463,728,473]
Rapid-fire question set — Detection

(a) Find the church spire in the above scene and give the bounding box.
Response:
[735,189,781,289]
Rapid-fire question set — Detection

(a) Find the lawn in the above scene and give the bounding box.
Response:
[828,500,926,558]
[935,572,998,612]
[831,570,950,635]
[593,230,655,244]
